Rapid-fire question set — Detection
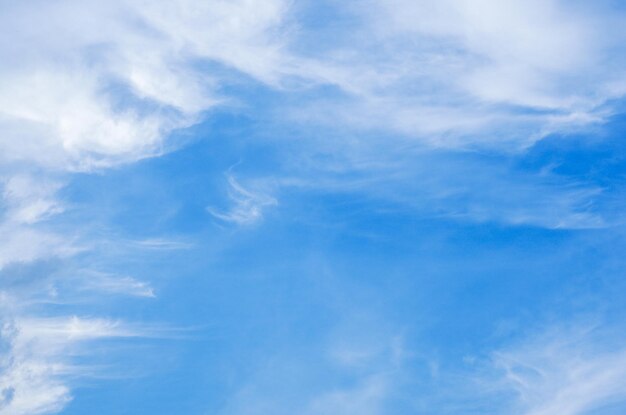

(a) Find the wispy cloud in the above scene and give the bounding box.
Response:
[1,1,626,414]
[469,324,626,415]
[0,316,144,415]
[129,238,192,251]
[218,310,407,415]
[0,2,293,411]
[0,174,78,269]
[284,0,626,148]
[77,272,156,298]
[208,175,277,225]
[3,0,624,172]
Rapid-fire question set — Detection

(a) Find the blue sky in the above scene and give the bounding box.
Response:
[2,1,626,414]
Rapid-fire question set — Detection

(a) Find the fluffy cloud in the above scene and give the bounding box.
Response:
[0,0,290,170]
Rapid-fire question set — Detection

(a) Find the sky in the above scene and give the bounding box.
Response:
[2,1,626,414]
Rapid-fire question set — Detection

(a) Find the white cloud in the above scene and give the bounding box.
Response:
[0,175,78,269]
[130,238,192,250]
[0,316,142,415]
[0,2,292,411]
[486,325,626,415]
[79,272,155,298]
[376,0,597,106]
[286,0,626,148]
[0,0,291,171]
[3,0,622,166]
[1,1,626,414]
[208,175,277,225]
[2,176,64,225]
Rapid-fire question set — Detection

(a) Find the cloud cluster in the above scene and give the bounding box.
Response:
[0,316,142,415]
[491,325,626,415]
[2,1,626,414]
[289,0,626,147]
[0,0,290,171]
[2,0,625,173]
[0,1,291,412]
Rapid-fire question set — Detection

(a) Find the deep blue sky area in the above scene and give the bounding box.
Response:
[53,109,626,414]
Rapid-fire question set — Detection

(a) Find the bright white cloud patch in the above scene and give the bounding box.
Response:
[1,0,625,172]
[0,317,142,415]
[290,0,626,147]
[0,0,290,170]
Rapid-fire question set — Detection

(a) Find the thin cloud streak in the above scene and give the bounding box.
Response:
[208,175,277,225]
